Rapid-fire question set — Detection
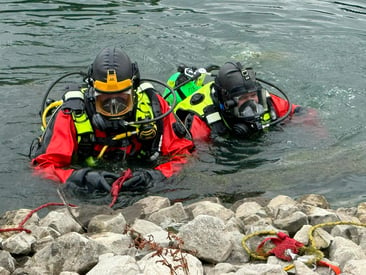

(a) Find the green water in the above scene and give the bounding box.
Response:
[1,0,366,211]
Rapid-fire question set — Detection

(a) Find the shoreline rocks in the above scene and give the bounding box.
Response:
[1,194,366,274]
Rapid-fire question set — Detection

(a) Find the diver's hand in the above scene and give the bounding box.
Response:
[122,169,166,191]
[67,168,120,192]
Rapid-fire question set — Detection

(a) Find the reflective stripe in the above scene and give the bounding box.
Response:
[64,90,84,101]
[136,89,154,121]
[206,112,221,124]
[137,82,154,91]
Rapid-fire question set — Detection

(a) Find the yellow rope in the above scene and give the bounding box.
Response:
[241,230,277,260]
[308,220,366,248]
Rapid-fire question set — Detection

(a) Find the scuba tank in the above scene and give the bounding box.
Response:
[163,64,220,105]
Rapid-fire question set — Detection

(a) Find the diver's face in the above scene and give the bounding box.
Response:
[236,91,259,108]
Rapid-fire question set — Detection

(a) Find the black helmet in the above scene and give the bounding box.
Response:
[90,46,140,91]
[214,62,266,138]
[214,62,261,109]
[89,47,141,120]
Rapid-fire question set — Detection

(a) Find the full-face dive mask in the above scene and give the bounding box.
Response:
[215,62,265,138]
[231,99,265,137]
[87,47,140,131]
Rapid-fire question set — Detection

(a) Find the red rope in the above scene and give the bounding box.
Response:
[109,168,133,208]
[256,232,304,261]
[0,202,77,234]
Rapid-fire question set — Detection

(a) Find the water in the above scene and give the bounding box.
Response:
[1,0,366,212]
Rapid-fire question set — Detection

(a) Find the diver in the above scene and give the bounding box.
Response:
[169,61,304,140]
[30,46,194,194]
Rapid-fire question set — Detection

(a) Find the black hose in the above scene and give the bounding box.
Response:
[129,78,177,125]
[256,77,292,126]
[40,71,87,117]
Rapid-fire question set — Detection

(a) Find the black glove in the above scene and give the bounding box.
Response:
[67,168,120,192]
[123,169,166,191]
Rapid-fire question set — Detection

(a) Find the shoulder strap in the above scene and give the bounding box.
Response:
[135,83,163,162]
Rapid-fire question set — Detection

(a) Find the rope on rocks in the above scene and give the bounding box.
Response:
[242,220,366,274]
[0,202,77,234]
[57,187,86,232]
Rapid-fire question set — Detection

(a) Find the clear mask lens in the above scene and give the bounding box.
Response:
[95,89,133,117]
[235,100,264,120]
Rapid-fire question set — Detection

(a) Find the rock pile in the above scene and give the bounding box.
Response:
[1,194,366,274]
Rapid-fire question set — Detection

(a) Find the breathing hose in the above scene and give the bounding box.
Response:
[256,77,292,127]
[40,71,87,117]
[39,73,177,128]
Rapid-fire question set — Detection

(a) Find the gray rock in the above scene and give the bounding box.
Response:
[26,232,108,274]
[235,201,266,221]
[131,218,164,236]
[89,232,133,255]
[267,195,297,216]
[71,204,114,229]
[133,195,170,216]
[138,249,203,275]
[142,230,171,247]
[273,211,308,235]
[342,259,366,275]
[0,250,16,273]
[39,209,83,235]
[178,215,232,263]
[185,201,235,221]
[2,193,366,274]
[306,206,340,226]
[0,266,11,275]
[2,231,36,254]
[225,231,250,264]
[87,253,140,275]
[234,263,287,275]
[329,236,366,268]
[297,194,330,209]
[87,213,126,234]
[147,202,188,228]
[209,262,238,275]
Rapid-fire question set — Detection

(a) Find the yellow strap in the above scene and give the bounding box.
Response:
[97,130,139,159]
